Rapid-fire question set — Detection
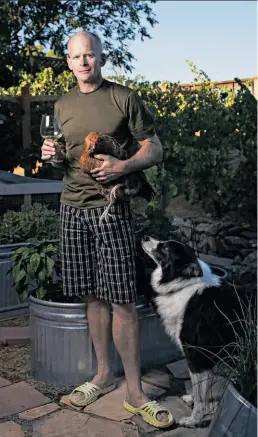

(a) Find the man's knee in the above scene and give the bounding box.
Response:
[112,302,137,320]
[85,295,109,309]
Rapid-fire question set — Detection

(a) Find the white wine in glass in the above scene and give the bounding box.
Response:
[40,114,63,162]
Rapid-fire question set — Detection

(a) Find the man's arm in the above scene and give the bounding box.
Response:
[91,134,163,183]
[122,133,163,175]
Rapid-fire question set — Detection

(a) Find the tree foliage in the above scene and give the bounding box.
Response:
[0,63,256,221]
[0,0,157,87]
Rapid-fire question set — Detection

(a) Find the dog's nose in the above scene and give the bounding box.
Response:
[142,235,150,242]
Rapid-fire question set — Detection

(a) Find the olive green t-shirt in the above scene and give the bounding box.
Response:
[55,79,155,209]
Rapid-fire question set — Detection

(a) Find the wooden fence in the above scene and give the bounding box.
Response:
[0,77,257,151]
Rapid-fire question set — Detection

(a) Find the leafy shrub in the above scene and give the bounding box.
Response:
[0,203,59,244]
[9,239,62,301]
[127,66,256,221]
[1,64,256,220]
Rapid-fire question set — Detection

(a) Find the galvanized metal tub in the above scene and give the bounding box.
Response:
[0,243,30,320]
[207,382,257,437]
[30,295,180,385]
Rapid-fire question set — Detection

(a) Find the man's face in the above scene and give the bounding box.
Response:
[67,35,103,84]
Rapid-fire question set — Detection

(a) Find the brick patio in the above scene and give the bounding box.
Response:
[0,358,210,437]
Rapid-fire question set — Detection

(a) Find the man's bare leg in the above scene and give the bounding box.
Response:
[72,296,115,404]
[112,302,169,422]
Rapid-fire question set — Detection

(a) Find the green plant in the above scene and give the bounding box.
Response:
[0,203,59,244]
[9,239,62,301]
[188,291,257,407]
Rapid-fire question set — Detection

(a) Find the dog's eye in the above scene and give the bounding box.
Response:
[163,244,169,251]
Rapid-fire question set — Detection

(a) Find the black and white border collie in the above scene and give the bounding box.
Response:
[141,235,251,428]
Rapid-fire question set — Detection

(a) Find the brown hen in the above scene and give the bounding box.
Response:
[79,132,154,224]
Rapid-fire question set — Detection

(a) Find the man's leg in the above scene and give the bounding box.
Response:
[112,302,169,422]
[86,296,115,387]
[71,296,115,404]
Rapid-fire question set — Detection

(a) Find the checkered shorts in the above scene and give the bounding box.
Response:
[59,202,137,304]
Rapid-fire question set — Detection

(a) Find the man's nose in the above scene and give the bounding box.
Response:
[80,55,88,65]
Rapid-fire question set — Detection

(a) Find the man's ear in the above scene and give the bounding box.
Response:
[67,57,73,71]
[100,53,107,67]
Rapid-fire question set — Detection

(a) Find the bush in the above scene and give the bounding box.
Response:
[0,203,59,244]
[1,64,256,221]
[127,67,256,221]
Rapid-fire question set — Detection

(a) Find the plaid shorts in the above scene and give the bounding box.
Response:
[60,202,137,304]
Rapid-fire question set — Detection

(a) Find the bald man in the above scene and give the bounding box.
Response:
[41,31,173,428]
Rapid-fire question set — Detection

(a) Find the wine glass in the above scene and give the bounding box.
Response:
[40,114,63,162]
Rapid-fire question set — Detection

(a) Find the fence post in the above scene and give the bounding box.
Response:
[20,84,32,176]
[21,84,31,149]
[253,77,258,99]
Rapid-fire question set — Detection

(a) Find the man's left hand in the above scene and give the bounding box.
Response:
[90,154,127,183]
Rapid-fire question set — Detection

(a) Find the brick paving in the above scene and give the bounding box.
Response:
[0,359,210,437]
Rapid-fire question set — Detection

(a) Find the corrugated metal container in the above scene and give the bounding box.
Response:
[0,244,29,319]
[207,382,257,437]
[30,295,180,385]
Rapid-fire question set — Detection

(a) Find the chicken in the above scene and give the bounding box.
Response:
[79,132,154,224]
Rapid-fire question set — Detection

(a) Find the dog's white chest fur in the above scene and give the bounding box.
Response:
[152,259,220,350]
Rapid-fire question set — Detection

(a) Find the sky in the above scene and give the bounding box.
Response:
[103,0,257,83]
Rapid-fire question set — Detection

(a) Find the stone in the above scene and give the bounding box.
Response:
[160,425,209,436]
[122,420,140,437]
[59,395,83,412]
[198,253,233,268]
[215,237,230,257]
[86,416,124,437]
[131,414,157,433]
[142,369,183,393]
[218,224,242,236]
[83,377,165,421]
[18,403,60,420]
[192,217,214,225]
[33,409,90,437]
[229,265,256,286]
[206,224,219,236]
[0,381,50,419]
[234,255,242,264]
[198,234,209,254]
[240,230,257,239]
[0,421,24,437]
[0,327,30,346]
[166,360,190,380]
[195,223,210,233]
[0,377,11,388]
[224,236,249,249]
[242,251,257,266]
[207,236,217,253]
[241,248,255,257]
[171,217,192,239]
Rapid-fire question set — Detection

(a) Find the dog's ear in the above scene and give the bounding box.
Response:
[180,244,202,277]
[181,261,202,278]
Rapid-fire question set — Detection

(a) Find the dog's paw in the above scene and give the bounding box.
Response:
[181,394,194,407]
[177,416,200,428]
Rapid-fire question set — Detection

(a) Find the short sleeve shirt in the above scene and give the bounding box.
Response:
[55,79,155,208]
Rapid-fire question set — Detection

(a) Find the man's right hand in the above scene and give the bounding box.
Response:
[41,139,56,161]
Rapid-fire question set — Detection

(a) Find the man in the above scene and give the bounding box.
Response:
[41,31,173,428]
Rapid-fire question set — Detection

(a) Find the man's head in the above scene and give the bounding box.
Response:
[67,31,106,84]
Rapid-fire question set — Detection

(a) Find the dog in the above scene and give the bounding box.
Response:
[141,235,253,428]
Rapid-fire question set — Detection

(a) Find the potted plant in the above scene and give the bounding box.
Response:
[207,292,257,437]
[9,239,178,385]
[0,203,59,318]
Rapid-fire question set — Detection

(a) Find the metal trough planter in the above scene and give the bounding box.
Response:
[0,243,30,320]
[207,382,257,437]
[30,294,180,385]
